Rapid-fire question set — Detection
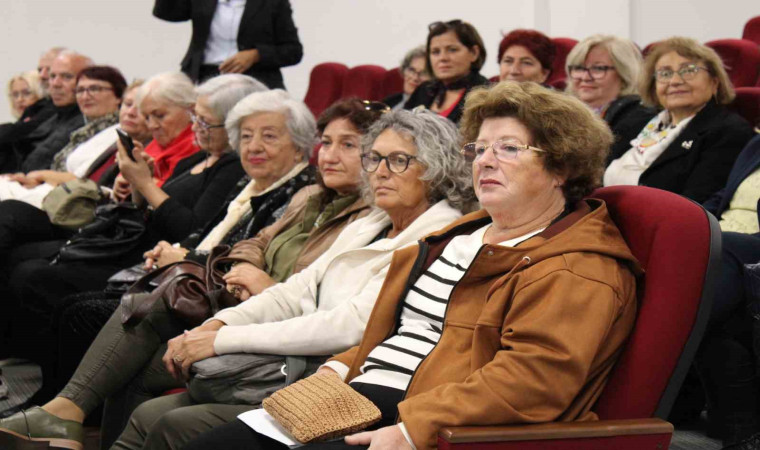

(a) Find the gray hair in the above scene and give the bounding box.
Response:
[195,74,268,121]
[135,72,196,110]
[400,45,427,72]
[55,50,95,69]
[360,109,474,210]
[225,89,317,158]
[565,34,643,97]
[7,70,44,119]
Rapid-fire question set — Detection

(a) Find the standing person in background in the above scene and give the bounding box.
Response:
[152,0,303,89]
[383,46,430,111]
[404,20,489,124]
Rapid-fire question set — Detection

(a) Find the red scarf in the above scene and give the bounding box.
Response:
[144,126,199,187]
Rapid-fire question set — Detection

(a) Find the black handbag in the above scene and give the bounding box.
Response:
[53,203,147,264]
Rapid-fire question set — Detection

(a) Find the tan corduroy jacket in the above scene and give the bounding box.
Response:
[213,184,369,277]
[330,199,641,449]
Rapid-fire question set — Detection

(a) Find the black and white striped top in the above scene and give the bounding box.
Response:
[350,224,543,391]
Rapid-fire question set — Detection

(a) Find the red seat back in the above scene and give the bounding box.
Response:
[728,87,760,126]
[548,37,578,86]
[590,186,719,420]
[743,16,760,45]
[705,39,760,88]
[381,68,404,99]
[303,62,349,118]
[87,152,117,183]
[341,65,388,101]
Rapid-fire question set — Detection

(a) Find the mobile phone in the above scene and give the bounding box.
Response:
[116,128,137,162]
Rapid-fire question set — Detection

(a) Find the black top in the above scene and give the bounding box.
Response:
[148,151,246,243]
[0,98,57,173]
[152,0,303,89]
[633,100,754,203]
[703,134,760,223]
[20,103,84,173]
[604,95,657,165]
[403,71,490,124]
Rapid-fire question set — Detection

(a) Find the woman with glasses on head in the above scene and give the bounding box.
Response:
[604,37,754,203]
[383,46,430,111]
[404,20,489,124]
[498,29,556,85]
[182,81,639,450]
[565,35,656,162]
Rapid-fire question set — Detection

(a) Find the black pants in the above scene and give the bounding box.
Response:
[183,383,404,450]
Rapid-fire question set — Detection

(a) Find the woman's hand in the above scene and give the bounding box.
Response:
[117,139,153,188]
[219,49,260,74]
[163,320,225,381]
[112,173,132,202]
[344,426,412,449]
[222,262,276,299]
[17,171,45,188]
[142,241,189,269]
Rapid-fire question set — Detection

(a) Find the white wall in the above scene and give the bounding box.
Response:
[1,0,758,123]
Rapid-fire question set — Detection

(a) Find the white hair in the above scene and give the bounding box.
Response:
[7,71,44,118]
[225,89,317,158]
[196,74,268,121]
[565,34,643,97]
[135,72,196,110]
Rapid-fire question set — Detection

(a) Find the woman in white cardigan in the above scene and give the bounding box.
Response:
[1,109,474,450]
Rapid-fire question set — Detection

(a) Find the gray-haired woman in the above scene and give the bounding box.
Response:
[383,45,431,111]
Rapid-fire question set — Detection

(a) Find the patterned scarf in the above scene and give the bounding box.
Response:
[50,112,119,171]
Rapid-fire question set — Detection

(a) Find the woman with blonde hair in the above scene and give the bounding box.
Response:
[6,70,45,119]
[565,34,656,161]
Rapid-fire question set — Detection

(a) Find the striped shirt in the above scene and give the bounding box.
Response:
[349,224,543,391]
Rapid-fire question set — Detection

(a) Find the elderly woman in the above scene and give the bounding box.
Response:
[565,35,656,161]
[182,81,640,450]
[0,109,472,450]
[7,70,44,119]
[498,29,556,84]
[0,65,127,206]
[383,46,430,111]
[404,20,489,124]
[603,37,754,203]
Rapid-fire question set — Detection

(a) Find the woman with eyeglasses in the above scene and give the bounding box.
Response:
[383,46,430,111]
[404,20,489,124]
[6,70,44,119]
[180,82,639,450]
[603,37,753,203]
[565,35,656,163]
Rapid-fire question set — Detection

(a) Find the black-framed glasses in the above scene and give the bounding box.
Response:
[568,65,616,81]
[362,100,391,113]
[461,140,546,163]
[428,19,463,32]
[403,67,427,79]
[361,150,418,173]
[654,64,710,83]
[74,85,114,96]
[191,113,225,131]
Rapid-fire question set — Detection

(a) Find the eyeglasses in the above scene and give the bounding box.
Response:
[191,113,225,131]
[362,100,391,113]
[10,90,35,99]
[654,64,710,83]
[75,85,114,96]
[461,140,546,163]
[568,65,616,81]
[360,150,418,173]
[428,19,463,32]
[403,67,427,79]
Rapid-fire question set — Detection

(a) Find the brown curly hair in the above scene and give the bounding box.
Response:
[460,82,613,204]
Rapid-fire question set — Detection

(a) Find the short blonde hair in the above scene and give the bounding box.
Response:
[7,71,43,118]
[565,34,643,97]
[460,82,613,204]
[639,36,734,108]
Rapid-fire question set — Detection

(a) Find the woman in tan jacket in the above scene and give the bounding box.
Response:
[184,82,641,450]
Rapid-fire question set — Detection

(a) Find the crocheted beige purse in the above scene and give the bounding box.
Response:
[263,373,381,443]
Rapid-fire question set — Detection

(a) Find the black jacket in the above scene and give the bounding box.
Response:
[604,95,656,164]
[634,100,754,203]
[703,134,760,222]
[20,103,84,173]
[153,0,303,89]
[404,72,490,124]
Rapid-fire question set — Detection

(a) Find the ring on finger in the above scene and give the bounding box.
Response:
[173,355,184,363]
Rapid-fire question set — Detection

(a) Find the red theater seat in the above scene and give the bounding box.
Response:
[303,62,348,117]
[705,39,760,88]
[340,65,388,101]
[729,87,760,127]
[381,67,404,99]
[743,16,760,46]
[548,37,578,86]
[439,186,720,450]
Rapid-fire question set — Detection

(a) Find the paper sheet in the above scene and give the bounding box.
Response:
[237,408,303,448]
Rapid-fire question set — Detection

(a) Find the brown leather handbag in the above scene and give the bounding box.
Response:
[120,246,240,327]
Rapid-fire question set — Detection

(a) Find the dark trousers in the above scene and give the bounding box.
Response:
[183,383,404,450]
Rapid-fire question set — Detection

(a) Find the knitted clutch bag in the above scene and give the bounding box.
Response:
[262,373,381,443]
